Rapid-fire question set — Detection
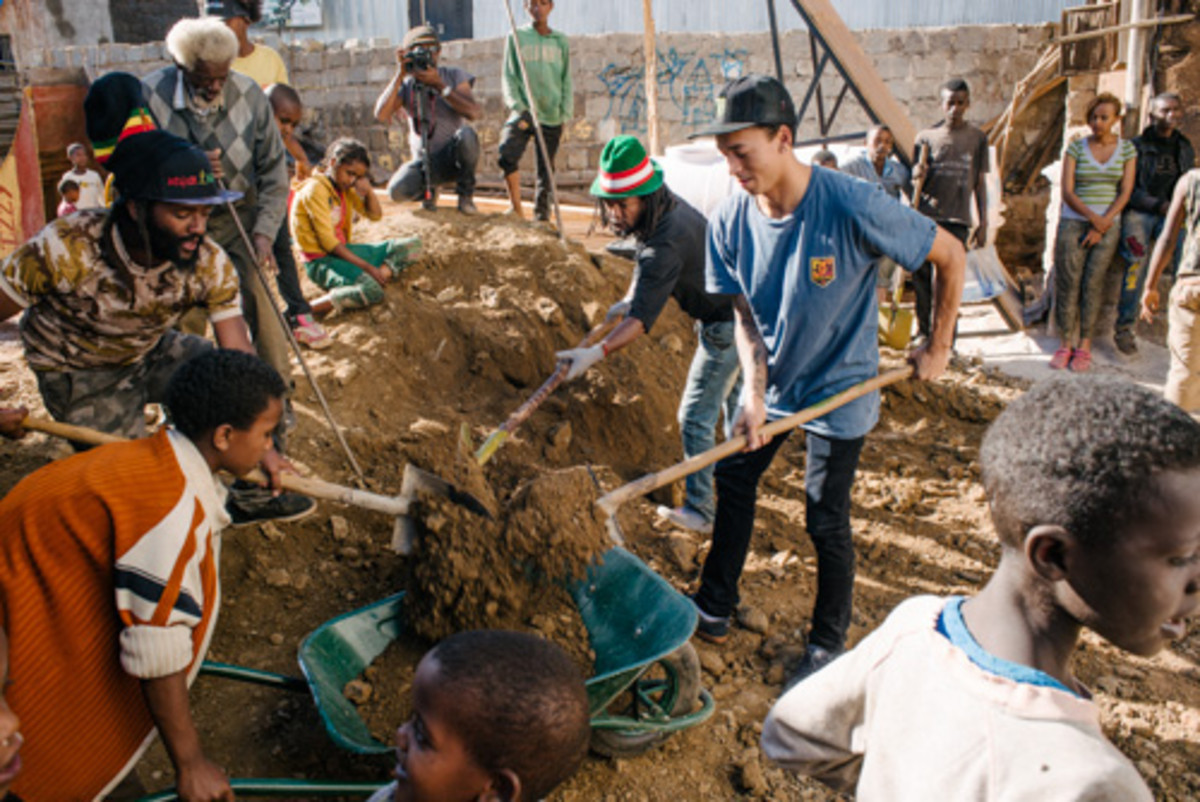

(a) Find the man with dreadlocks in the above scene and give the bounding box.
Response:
[0,129,299,498]
[557,135,738,535]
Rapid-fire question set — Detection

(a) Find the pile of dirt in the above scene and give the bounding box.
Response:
[405,465,609,653]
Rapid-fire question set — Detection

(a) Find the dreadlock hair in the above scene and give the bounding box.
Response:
[597,184,677,243]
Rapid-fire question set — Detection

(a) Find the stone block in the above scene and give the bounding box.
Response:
[326,49,350,69]
[348,66,368,85]
[873,54,910,83]
[300,52,322,73]
[367,65,393,84]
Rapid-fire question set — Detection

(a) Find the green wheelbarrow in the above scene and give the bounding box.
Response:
[139,546,714,799]
[300,545,714,758]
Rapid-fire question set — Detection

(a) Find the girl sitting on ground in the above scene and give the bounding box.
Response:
[289,137,421,315]
[1050,92,1137,372]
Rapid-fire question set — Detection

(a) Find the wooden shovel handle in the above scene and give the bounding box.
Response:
[20,416,410,517]
[475,313,624,465]
[595,367,914,515]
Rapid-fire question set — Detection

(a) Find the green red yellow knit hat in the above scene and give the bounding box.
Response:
[590,135,664,199]
[84,72,157,166]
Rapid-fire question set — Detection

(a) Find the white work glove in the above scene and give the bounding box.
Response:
[605,300,631,323]
[557,344,606,381]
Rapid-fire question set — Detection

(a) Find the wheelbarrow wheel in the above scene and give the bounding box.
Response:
[589,642,702,758]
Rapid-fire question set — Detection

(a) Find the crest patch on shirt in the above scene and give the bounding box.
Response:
[810,256,836,287]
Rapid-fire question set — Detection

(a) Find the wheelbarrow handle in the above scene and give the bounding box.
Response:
[595,367,914,516]
[134,778,389,801]
[20,416,411,518]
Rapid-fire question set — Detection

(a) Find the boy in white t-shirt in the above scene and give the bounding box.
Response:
[61,143,104,209]
[763,375,1200,800]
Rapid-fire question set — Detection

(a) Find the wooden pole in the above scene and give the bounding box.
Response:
[1124,0,1149,135]
[500,0,565,238]
[642,0,659,155]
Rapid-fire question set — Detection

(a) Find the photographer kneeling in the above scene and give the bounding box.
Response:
[374,25,482,215]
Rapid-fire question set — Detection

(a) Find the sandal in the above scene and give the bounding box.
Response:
[292,314,332,350]
[1068,348,1092,372]
[1049,347,1072,370]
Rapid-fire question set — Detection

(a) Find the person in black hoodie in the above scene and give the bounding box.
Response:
[1114,92,1195,355]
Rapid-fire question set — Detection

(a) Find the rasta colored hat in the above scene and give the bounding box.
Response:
[689,74,796,139]
[107,130,242,205]
[403,24,440,49]
[84,72,158,165]
[589,136,663,199]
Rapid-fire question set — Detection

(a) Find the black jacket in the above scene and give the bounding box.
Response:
[1129,125,1195,216]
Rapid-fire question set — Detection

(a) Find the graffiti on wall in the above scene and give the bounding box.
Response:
[598,47,747,134]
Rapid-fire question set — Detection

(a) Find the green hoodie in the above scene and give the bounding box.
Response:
[503,24,573,127]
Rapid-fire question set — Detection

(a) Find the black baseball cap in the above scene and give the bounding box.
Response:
[108,130,242,206]
[689,75,797,139]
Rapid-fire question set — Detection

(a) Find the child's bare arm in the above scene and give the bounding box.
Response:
[1141,177,1190,320]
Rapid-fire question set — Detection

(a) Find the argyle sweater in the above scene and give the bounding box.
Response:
[0,429,229,800]
[143,66,289,241]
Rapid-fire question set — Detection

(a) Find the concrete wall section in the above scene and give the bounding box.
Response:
[0,0,115,71]
[43,24,1054,195]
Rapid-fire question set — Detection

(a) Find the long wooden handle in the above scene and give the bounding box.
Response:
[595,367,914,515]
[21,417,410,517]
[475,314,623,465]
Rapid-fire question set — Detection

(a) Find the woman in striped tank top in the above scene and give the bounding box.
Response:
[1051,92,1138,372]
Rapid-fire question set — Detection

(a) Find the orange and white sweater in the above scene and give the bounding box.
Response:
[0,428,228,800]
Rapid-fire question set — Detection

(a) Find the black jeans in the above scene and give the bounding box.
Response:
[386,125,480,201]
[498,114,563,221]
[272,217,311,322]
[914,221,968,340]
[695,429,865,651]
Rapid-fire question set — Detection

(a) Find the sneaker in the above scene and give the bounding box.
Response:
[292,314,332,350]
[420,189,438,211]
[1048,347,1072,370]
[655,505,714,535]
[385,236,422,268]
[1114,329,1138,355]
[782,644,844,692]
[457,195,478,215]
[227,492,317,528]
[690,595,730,644]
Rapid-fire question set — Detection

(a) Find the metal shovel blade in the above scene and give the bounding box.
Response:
[391,464,493,555]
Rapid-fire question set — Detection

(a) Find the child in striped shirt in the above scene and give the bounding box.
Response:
[1050,92,1137,372]
[0,349,285,800]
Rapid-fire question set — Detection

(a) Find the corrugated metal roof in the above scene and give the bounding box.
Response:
[472,0,1088,40]
[280,0,1087,46]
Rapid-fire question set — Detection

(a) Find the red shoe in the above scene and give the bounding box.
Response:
[1068,348,1092,372]
[1049,347,1072,370]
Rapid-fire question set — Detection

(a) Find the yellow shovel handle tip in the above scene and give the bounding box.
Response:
[474,430,508,466]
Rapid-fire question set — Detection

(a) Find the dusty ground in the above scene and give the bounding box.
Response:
[1,204,1198,800]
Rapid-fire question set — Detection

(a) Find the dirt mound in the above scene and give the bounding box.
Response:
[406,465,610,646]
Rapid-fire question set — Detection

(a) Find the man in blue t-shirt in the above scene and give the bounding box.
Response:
[687,75,965,685]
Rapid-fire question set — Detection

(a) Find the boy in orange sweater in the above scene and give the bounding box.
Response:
[0,349,286,801]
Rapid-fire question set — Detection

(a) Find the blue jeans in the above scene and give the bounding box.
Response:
[695,430,864,651]
[1116,210,1183,333]
[678,320,742,522]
